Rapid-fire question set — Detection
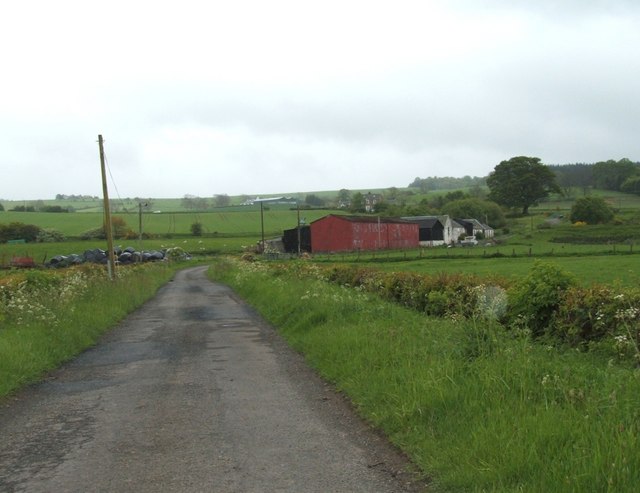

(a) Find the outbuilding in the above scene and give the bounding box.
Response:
[456,218,495,239]
[310,214,419,253]
[282,225,311,253]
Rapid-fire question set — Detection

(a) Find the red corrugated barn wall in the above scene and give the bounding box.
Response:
[310,215,419,253]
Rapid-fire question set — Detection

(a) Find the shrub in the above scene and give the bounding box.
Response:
[80,217,133,240]
[506,261,577,337]
[570,196,614,224]
[554,286,640,349]
[0,222,42,243]
[191,222,203,236]
[36,228,66,242]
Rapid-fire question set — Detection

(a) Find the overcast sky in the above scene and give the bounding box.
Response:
[1,0,639,200]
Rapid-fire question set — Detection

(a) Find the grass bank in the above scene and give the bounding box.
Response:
[0,262,181,397]
[210,258,640,492]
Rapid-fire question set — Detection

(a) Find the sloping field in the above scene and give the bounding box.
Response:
[0,208,333,237]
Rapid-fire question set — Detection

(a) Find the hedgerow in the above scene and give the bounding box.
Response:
[248,258,640,364]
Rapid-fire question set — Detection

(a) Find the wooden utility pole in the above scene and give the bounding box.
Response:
[260,201,265,253]
[98,135,116,280]
[297,200,301,255]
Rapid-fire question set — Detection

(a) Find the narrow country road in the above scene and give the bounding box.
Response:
[0,266,426,492]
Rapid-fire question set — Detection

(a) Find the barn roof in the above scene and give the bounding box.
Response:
[312,214,417,225]
[402,216,443,228]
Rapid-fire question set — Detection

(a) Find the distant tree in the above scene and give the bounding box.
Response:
[430,190,468,209]
[592,158,639,191]
[214,194,231,207]
[570,197,614,224]
[549,163,593,195]
[42,205,68,213]
[487,156,560,215]
[191,221,203,236]
[110,217,133,238]
[11,205,36,212]
[404,198,437,217]
[385,187,399,201]
[304,194,326,207]
[0,203,4,211]
[469,184,486,199]
[442,198,506,227]
[194,197,209,210]
[181,194,197,210]
[337,189,351,202]
[349,192,365,213]
[409,176,485,192]
[621,175,640,195]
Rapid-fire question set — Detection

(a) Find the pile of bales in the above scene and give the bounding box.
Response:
[47,246,191,268]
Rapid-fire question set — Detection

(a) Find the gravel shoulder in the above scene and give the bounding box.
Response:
[0,266,428,492]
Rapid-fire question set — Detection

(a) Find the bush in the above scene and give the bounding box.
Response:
[506,261,577,337]
[570,196,614,224]
[191,222,203,236]
[36,228,66,242]
[553,285,640,354]
[0,222,42,243]
[80,217,133,240]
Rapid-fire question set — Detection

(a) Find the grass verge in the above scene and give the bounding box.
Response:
[210,258,640,492]
[0,262,181,398]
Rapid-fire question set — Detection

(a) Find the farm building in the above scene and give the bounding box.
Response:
[282,225,311,253]
[310,214,419,253]
[402,216,445,247]
[403,215,466,246]
[456,219,495,239]
[403,215,494,245]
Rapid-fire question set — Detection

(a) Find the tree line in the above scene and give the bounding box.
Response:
[549,158,640,195]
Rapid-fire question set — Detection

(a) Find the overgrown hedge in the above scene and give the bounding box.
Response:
[271,260,640,364]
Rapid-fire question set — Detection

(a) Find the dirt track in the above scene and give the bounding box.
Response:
[0,266,427,492]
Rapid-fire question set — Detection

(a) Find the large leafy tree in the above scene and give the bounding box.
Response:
[487,156,560,215]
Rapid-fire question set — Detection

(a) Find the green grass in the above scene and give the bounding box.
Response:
[0,263,182,397]
[341,254,640,287]
[0,207,332,237]
[211,258,640,492]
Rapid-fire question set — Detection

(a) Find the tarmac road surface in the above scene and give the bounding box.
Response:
[0,266,427,492]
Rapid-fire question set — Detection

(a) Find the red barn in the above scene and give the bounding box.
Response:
[310,215,419,253]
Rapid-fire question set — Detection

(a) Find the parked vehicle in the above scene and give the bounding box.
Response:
[460,236,478,246]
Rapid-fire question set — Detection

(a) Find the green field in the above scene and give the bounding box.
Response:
[0,207,331,237]
[339,254,640,287]
[2,187,640,287]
